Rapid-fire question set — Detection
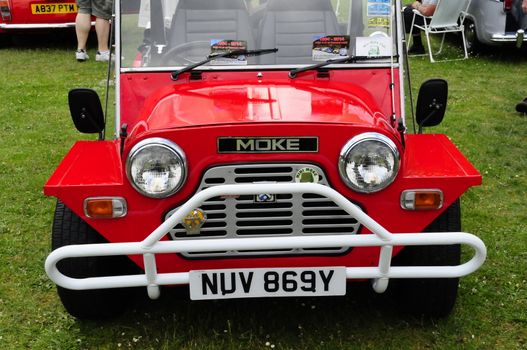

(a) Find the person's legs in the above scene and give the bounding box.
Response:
[403,6,425,53]
[75,13,92,50]
[75,12,92,60]
[409,33,424,54]
[91,0,113,61]
[75,0,92,61]
[94,17,110,53]
[403,6,415,34]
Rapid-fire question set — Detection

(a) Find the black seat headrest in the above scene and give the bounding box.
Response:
[176,0,247,10]
[265,0,334,11]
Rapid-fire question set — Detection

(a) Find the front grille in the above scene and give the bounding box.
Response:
[165,164,361,258]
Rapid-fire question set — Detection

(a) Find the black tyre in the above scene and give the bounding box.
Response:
[0,34,11,47]
[52,201,139,319]
[464,19,481,55]
[390,200,462,318]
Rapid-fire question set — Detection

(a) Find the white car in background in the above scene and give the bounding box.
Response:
[464,0,527,52]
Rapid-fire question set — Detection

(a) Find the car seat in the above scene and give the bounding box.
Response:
[167,0,256,62]
[257,0,341,64]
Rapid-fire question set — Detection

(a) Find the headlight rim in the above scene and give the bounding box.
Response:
[126,137,187,198]
[338,132,400,194]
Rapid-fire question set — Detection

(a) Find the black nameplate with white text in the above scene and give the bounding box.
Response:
[218,137,318,153]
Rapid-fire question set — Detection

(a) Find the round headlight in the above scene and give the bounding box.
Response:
[126,138,187,198]
[339,133,400,193]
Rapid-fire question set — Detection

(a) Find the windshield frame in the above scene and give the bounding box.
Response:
[115,0,403,72]
[113,0,407,137]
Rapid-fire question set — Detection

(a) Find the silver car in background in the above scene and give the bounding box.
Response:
[465,0,526,52]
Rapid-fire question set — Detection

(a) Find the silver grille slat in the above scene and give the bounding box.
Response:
[235,209,292,214]
[303,215,357,219]
[236,217,293,222]
[165,164,361,257]
[302,224,349,231]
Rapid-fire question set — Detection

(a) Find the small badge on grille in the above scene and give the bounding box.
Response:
[254,194,276,203]
[295,167,320,183]
[182,209,207,235]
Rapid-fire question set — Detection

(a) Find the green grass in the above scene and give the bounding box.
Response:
[1,33,527,349]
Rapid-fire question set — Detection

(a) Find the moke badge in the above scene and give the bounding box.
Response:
[217,137,318,153]
[182,209,206,235]
[295,167,320,183]
[254,193,276,203]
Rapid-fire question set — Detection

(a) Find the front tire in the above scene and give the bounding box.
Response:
[390,200,462,318]
[52,201,139,319]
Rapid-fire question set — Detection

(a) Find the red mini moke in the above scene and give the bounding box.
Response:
[44,0,486,319]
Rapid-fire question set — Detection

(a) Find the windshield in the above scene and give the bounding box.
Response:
[119,0,398,69]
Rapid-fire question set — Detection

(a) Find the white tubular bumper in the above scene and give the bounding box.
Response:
[45,183,486,299]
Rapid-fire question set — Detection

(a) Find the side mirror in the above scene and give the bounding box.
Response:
[415,79,448,132]
[68,88,105,135]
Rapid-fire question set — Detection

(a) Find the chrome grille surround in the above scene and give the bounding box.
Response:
[165,164,362,258]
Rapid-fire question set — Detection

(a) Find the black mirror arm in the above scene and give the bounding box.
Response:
[397,118,406,148]
[417,101,443,134]
[119,124,128,156]
[78,107,104,140]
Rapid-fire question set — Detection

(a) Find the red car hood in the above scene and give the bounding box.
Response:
[136,80,391,132]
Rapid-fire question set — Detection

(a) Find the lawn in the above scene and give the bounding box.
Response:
[0,33,526,349]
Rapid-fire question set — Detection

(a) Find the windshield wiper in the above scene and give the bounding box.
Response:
[171,48,278,80]
[288,55,395,79]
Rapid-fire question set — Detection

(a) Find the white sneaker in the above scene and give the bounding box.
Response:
[76,49,89,61]
[96,50,110,62]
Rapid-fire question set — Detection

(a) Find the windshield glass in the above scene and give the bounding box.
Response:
[120,0,398,69]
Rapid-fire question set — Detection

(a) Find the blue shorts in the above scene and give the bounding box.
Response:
[77,0,112,20]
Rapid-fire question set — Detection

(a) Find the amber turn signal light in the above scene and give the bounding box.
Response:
[84,197,127,218]
[401,190,443,210]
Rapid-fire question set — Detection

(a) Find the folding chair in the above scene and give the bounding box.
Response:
[409,0,472,62]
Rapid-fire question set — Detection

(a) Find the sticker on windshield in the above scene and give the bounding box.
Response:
[312,35,350,61]
[210,40,248,65]
[368,17,390,28]
[367,0,391,16]
[356,36,392,57]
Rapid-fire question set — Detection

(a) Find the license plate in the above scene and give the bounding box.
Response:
[189,267,346,300]
[31,3,77,14]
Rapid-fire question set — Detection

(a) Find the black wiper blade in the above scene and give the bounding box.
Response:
[171,48,278,80]
[288,55,394,79]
